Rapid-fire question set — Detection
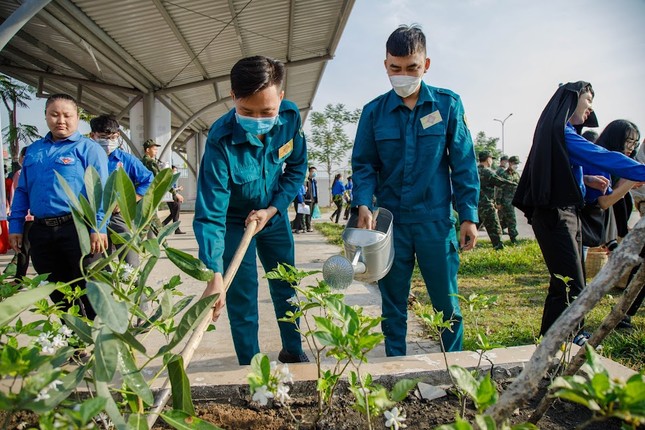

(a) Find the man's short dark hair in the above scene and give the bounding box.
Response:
[230,56,285,99]
[90,114,120,134]
[386,25,426,57]
[309,166,317,171]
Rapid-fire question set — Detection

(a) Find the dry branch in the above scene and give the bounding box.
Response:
[485,216,645,424]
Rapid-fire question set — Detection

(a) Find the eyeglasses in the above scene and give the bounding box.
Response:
[625,138,640,152]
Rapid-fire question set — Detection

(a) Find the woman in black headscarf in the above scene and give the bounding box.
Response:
[513,82,645,342]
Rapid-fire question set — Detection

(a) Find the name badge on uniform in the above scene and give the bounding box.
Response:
[278,139,293,159]
[420,110,442,129]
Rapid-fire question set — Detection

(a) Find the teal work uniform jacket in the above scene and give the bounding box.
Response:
[352,82,479,224]
[194,100,307,273]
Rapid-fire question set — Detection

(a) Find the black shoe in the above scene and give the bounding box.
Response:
[175,229,186,235]
[616,316,634,330]
[573,331,591,346]
[278,348,309,363]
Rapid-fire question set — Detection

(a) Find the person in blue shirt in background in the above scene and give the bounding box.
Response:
[90,114,153,267]
[330,173,345,223]
[351,25,480,355]
[513,82,645,345]
[343,175,353,220]
[194,56,309,365]
[8,93,109,319]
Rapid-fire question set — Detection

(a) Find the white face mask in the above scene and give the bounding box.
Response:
[96,138,120,154]
[389,75,423,98]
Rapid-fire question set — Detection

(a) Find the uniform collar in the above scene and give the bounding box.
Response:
[109,148,124,160]
[231,108,286,147]
[44,131,82,144]
[385,81,435,113]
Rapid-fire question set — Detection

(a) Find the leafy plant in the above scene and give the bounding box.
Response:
[267,263,416,430]
[550,344,645,429]
[0,167,221,429]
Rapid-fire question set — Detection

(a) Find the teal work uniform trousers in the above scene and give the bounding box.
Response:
[223,215,302,365]
[379,219,463,355]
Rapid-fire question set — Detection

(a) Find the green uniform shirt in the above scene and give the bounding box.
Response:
[478,165,516,205]
[193,99,307,272]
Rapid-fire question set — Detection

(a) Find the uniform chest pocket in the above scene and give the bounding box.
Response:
[374,127,401,160]
[231,163,261,185]
[417,123,447,158]
[230,163,262,201]
[53,155,80,182]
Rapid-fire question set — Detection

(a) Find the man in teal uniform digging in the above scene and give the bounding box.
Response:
[194,56,308,365]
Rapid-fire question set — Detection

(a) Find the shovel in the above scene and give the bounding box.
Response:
[147,220,258,428]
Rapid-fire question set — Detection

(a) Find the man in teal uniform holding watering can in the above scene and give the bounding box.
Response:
[352,25,480,355]
[194,56,308,365]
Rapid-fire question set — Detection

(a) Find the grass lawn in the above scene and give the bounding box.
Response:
[314,222,644,371]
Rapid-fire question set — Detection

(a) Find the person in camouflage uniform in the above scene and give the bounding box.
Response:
[141,139,184,234]
[477,151,516,250]
[495,155,509,231]
[497,155,521,243]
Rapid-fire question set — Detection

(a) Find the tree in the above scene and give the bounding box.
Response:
[473,131,501,166]
[306,103,361,201]
[0,75,38,161]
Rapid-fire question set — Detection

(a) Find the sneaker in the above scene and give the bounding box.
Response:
[572,331,591,346]
[616,316,634,330]
[278,348,309,363]
[175,229,187,235]
[307,228,314,232]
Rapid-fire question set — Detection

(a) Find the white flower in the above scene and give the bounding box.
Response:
[37,332,50,344]
[38,280,48,288]
[121,264,135,281]
[58,325,73,338]
[270,361,278,372]
[251,385,274,406]
[286,296,299,306]
[35,389,50,401]
[16,422,27,430]
[275,383,291,404]
[277,364,294,384]
[384,407,407,430]
[48,380,63,391]
[51,334,68,349]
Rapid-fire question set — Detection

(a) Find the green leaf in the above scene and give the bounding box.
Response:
[161,290,174,320]
[449,365,478,400]
[79,397,107,425]
[167,355,195,415]
[84,166,103,216]
[161,410,225,430]
[137,168,174,226]
[142,238,161,258]
[70,207,91,256]
[390,378,418,402]
[86,281,129,334]
[157,295,218,355]
[127,414,149,430]
[117,341,154,406]
[103,168,118,218]
[61,314,93,344]
[27,365,87,413]
[474,414,497,430]
[0,282,58,326]
[165,248,214,282]
[114,168,138,230]
[114,330,147,354]
[94,328,120,382]
[96,380,128,429]
[475,374,498,411]
[157,221,180,243]
[54,171,82,212]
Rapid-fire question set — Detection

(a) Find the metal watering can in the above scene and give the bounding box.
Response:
[323,208,395,289]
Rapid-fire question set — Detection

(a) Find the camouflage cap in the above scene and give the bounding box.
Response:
[500,154,509,161]
[143,139,161,149]
[478,150,492,161]
[509,156,521,164]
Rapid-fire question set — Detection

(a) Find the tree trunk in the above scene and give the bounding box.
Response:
[10,97,18,161]
[485,216,645,425]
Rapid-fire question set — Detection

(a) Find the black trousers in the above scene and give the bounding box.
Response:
[163,201,181,225]
[531,206,585,336]
[29,221,97,319]
[109,212,139,267]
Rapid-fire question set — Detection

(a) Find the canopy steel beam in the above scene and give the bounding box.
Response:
[0,0,51,52]
[227,0,247,58]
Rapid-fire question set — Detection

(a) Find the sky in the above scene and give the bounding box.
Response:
[3,0,645,172]
[309,0,645,170]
